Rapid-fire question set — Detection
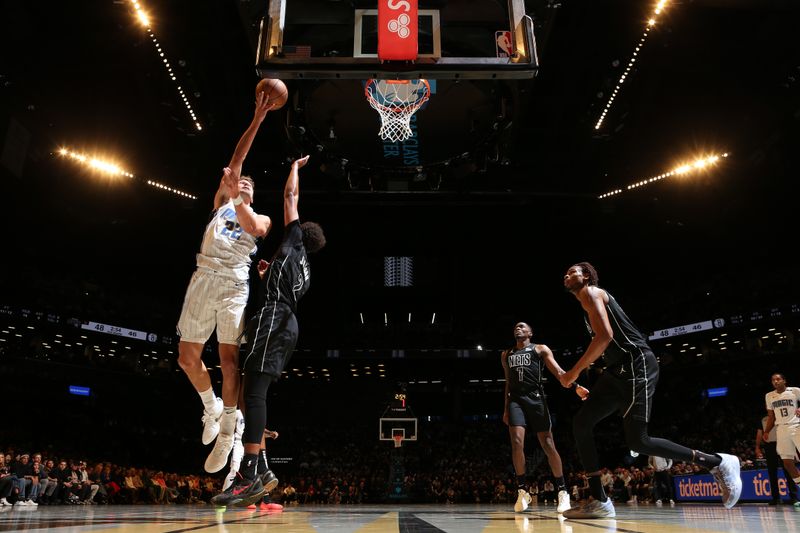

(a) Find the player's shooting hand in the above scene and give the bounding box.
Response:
[264,429,279,439]
[575,384,590,401]
[254,91,277,121]
[292,155,310,169]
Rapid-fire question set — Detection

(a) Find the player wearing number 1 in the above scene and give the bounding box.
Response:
[176,93,276,473]
[502,322,588,514]
[762,373,800,508]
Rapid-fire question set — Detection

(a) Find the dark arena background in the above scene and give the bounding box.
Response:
[1,1,799,531]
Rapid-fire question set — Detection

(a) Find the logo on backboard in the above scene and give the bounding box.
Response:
[387,1,412,39]
[495,30,513,58]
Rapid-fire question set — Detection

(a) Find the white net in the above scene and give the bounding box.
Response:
[365,79,430,142]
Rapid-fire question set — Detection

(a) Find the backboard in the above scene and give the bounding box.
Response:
[379,417,418,447]
[256,0,538,80]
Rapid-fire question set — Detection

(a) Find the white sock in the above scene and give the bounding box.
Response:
[219,406,237,435]
[199,387,218,412]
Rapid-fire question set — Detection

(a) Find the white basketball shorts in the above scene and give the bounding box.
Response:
[177,269,249,345]
[775,424,800,460]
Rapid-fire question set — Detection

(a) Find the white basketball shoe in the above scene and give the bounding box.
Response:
[201,397,224,445]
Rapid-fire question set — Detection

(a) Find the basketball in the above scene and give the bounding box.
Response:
[256,78,288,110]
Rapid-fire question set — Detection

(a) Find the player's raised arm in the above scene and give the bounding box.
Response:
[214,92,276,209]
[283,155,309,227]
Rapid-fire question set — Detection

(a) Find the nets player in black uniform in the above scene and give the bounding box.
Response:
[212,155,326,507]
[502,322,588,513]
[558,262,742,519]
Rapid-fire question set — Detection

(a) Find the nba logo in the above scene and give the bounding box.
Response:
[495,31,513,58]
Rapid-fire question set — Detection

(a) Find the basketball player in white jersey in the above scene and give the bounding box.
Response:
[762,373,800,508]
[176,93,275,473]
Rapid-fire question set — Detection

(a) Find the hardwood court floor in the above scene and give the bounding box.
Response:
[0,502,798,532]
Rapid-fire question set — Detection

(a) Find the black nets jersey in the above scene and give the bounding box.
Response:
[505,343,544,397]
[584,290,651,367]
[261,220,310,314]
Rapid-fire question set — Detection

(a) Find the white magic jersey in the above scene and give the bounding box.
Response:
[195,200,258,281]
[765,387,800,426]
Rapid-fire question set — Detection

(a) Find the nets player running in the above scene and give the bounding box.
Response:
[502,322,588,513]
[176,94,276,473]
[762,373,800,508]
[558,262,742,519]
[212,155,326,507]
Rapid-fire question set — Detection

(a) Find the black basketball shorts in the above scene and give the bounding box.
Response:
[589,349,660,422]
[241,303,298,377]
[508,391,552,432]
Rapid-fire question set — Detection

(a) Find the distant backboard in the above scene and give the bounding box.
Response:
[256,0,538,80]
[379,417,418,446]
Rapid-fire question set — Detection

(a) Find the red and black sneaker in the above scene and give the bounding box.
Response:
[211,475,265,508]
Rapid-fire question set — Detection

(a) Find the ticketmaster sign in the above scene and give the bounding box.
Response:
[674,469,794,502]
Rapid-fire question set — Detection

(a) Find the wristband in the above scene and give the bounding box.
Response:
[232,195,244,206]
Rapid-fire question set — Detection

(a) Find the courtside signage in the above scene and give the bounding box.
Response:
[674,469,794,502]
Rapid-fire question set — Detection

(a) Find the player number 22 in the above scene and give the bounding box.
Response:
[221,221,243,241]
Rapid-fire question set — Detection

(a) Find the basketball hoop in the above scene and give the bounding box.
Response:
[365,79,430,142]
[392,434,404,448]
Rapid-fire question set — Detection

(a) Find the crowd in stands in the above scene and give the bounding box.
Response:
[0,432,765,508]
[0,450,219,507]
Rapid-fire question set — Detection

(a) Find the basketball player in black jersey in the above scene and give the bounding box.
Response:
[502,322,588,513]
[212,155,326,507]
[558,262,742,519]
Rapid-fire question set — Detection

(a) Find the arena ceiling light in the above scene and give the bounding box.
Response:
[598,152,728,199]
[57,147,198,200]
[128,0,202,132]
[595,1,671,131]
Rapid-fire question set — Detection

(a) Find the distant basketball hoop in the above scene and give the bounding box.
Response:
[392,434,404,448]
[365,79,430,142]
